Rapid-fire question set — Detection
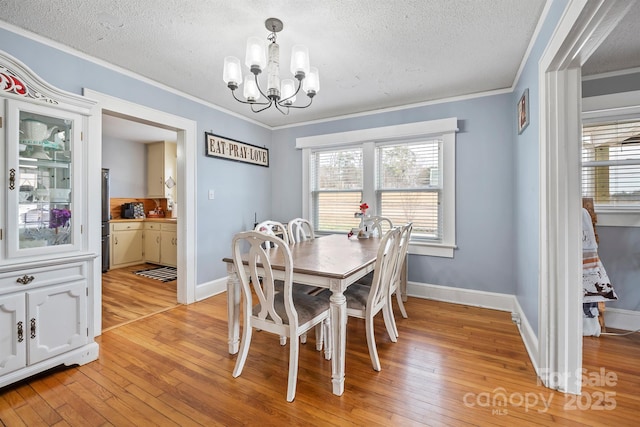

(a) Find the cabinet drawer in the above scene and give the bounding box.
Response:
[161,223,177,232]
[0,263,85,293]
[111,222,144,231]
[145,222,161,230]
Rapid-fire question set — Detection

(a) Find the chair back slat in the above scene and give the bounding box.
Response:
[288,218,315,243]
[232,231,295,326]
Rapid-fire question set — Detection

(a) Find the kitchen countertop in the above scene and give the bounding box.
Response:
[110,218,177,223]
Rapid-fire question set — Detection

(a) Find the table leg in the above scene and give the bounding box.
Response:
[329,283,347,396]
[226,265,241,354]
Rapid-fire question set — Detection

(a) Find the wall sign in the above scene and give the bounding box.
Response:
[205,132,269,167]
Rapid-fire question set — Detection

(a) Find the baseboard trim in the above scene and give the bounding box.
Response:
[603,307,640,332]
[406,281,515,312]
[195,277,227,301]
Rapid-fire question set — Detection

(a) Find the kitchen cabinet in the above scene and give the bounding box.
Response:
[143,222,161,264]
[110,222,144,268]
[146,141,177,202]
[159,223,177,267]
[143,222,176,267]
[0,51,98,388]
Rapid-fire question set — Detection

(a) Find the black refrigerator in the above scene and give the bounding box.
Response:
[101,168,110,272]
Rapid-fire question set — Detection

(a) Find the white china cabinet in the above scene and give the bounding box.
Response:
[0,50,99,388]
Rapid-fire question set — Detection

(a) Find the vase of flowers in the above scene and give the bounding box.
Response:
[348,202,371,238]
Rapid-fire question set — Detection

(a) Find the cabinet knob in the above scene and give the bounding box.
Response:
[30,318,36,339]
[16,275,35,285]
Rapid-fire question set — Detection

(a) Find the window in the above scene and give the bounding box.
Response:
[298,118,457,257]
[582,90,640,227]
[311,148,363,232]
[377,140,441,240]
[582,119,640,207]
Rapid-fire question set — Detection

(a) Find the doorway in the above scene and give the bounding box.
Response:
[85,88,198,336]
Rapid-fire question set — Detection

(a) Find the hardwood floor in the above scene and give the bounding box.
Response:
[101,264,178,331]
[1,295,639,426]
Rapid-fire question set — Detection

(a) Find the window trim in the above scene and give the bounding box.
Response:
[297,118,458,257]
[582,90,640,227]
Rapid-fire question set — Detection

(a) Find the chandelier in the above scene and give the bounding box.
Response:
[222,18,320,114]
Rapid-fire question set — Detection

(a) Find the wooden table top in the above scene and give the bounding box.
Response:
[223,234,381,280]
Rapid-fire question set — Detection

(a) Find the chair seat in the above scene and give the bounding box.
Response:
[355,272,374,287]
[254,291,331,325]
[274,279,322,295]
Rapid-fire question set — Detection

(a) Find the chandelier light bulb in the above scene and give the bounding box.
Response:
[281,79,296,104]
[290,45,310,78]
[303,67,320,96]
[245,36,266,73]
[243,76,260,101]
[223,56,242,88]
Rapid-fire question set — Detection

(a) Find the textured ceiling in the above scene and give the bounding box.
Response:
[0,0,546,128]
[0,0,637,133]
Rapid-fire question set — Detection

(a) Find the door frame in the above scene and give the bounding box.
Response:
[85,89,198,335]
[538,0,632,394]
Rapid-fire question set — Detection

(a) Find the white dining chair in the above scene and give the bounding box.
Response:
[254,220,290,244]
[320,226,402,371]
[386,222,413,339]
[287,218,315,243]
[367,215,394,237]
[231,231,331,402]
[254,219,317,345]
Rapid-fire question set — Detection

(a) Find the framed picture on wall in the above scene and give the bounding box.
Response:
[517,88,530,134]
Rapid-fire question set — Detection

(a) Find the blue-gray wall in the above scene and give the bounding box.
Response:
[510,0,568,336]
[272,94,517,296]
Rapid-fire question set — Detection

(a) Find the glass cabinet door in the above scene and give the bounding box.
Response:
[6,99,83,257]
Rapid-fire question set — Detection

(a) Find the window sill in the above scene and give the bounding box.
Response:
[594,209,640,227]
[409,242,456,258]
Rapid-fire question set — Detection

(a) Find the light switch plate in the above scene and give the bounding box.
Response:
[208,189,215,200]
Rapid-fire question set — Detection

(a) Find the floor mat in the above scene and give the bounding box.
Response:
[133,266,177,282]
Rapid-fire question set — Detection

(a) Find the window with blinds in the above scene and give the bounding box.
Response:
[582,119,640,207]
[377,140,442,241]
[311,148,363,232]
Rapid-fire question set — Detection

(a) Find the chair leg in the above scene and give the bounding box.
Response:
[383,300,398,343]
[232,323,253,378]
[395,289,408,318]
[287,333,300,402]
[323,317,332,360]
[365,316,381,371]
[314,324,323,351]
[300,332,307,344]
[280,335,287,345]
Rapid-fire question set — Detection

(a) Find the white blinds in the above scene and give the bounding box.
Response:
[582,119,640,207]
[377,140,442,240]
[311,148,363,232]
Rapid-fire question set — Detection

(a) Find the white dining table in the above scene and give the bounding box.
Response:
[223,233,381,396]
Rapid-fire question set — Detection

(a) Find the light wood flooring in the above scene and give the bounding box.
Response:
[1,292,639,426]
[101,264,178,331]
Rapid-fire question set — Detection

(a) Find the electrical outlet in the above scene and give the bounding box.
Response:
[208,189,215,200]
[511,312,521,325]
